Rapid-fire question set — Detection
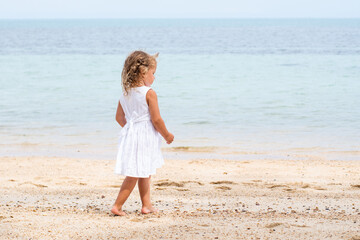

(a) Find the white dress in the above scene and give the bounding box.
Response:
[115,86,164,178]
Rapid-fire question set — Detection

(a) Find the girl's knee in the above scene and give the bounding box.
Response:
[126,176,139,181]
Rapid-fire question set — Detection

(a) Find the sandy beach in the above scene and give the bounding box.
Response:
[0,155,360,239]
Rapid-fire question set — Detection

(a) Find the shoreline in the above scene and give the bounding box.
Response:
[1,156,360,239]
[1,143,360,161]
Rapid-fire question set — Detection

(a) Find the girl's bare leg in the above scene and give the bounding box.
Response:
[111,176,138,216]
[138,176,158,214]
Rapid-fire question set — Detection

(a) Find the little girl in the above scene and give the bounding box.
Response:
[111,50,174,216]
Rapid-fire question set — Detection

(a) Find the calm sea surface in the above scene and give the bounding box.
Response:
[0,19,359,160]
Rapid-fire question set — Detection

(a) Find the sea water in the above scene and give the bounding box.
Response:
[0,19,359,160]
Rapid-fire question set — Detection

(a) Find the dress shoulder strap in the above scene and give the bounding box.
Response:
[138,86,152,95]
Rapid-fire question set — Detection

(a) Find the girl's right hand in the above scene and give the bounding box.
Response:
[165,132,174,144]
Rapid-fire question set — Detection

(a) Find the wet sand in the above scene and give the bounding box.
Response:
[0,156,360,239]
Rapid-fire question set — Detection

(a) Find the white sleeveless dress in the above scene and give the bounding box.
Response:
[115,86,164,178]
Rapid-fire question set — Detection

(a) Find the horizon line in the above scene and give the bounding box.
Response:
[1,17,360,20]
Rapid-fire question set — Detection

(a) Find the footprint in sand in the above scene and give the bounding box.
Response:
[210,181,237,185]
[210,181,236,191]
[267,184,289,189]
[19,182,48,188]
[290,224,309,228]
[266,183,316,192]
[181,180,204,186]
[153,180,205,192]
[284,188,296,192]
[154,180,205,187]
[215,186,231,191]
[154,181,185,187]
[265,222,283,228]
[176,188,190,191]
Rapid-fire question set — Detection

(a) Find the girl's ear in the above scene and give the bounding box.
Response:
[153,52,159,58]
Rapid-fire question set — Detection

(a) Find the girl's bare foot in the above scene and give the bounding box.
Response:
[111,206,126,216]
[141,206,159,214]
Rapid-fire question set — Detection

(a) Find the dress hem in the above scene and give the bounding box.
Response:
[114,163,164,178]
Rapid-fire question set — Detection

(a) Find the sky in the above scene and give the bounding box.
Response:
[1,0,360,19]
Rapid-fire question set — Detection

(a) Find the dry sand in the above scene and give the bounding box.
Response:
[0,156,360,239]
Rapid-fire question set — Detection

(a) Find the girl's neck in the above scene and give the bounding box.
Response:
[133,81,145,88]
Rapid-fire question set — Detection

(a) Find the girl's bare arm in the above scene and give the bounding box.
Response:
[146,89,174,144]
[115,101,127,127]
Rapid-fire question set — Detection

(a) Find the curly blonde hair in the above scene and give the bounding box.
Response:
[121,50,159,95]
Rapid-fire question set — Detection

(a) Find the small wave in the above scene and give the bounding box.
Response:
[163,146,222,153]
[184,121,211,125]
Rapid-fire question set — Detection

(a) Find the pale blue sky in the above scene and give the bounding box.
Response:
[1,0,359,19]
